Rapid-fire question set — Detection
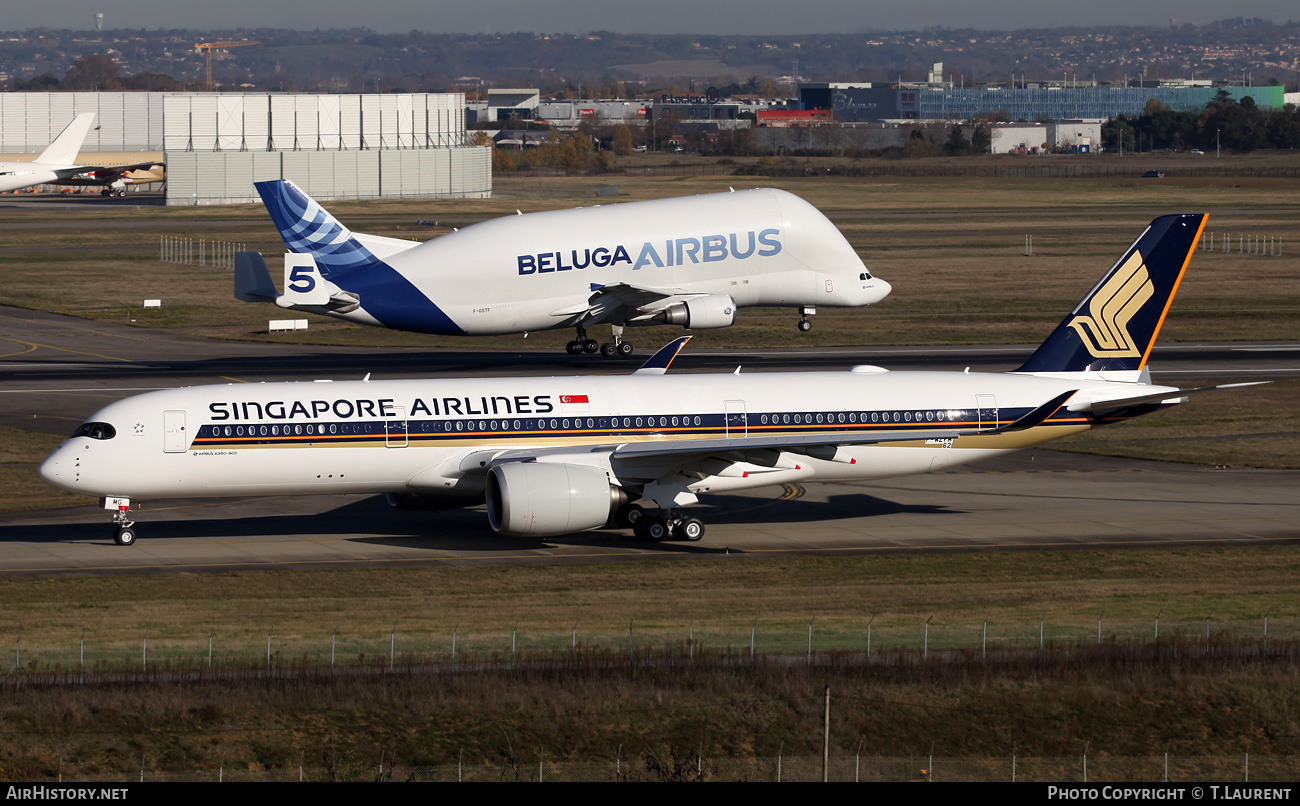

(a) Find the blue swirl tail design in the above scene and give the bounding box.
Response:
[254,180,378,277]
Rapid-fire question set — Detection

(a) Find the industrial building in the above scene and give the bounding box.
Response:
[800,76,1286,122]
[0,91,491,205]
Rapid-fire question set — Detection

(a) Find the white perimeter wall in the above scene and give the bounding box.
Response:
[164,147,492,206]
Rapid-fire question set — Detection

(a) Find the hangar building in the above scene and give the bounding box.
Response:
[0,91,491,205]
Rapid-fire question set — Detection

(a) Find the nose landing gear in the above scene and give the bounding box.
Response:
[797,305,816,332]
[104,497,137,545]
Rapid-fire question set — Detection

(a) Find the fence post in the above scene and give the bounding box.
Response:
[750,618,756,664]
[867,613,875,657]
[924,615,933,659]
[807,617,814,664]
[452,622,458,662]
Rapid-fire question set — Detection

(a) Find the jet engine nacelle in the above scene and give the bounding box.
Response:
[658,294,737,330]
[485,462,627,537]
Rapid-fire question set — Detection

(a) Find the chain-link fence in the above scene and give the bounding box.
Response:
[28,754,1299,783]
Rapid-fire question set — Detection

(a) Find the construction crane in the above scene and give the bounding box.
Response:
[194,40,260,90]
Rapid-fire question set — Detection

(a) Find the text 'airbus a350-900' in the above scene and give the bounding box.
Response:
[235,180,891,356]
[45,212,1258,546]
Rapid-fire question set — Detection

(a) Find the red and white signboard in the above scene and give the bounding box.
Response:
[579,108,595,117]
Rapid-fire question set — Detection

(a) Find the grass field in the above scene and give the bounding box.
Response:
[3,546,1300,778]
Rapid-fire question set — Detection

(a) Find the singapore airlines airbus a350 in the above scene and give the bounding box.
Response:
[43,213,1249,546]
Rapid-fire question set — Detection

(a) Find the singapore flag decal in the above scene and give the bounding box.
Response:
[560,394,590,413]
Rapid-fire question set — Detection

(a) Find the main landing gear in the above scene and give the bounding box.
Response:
[797,305,816,332]
[100,188,127,198]
[630,508,706,543]
[567,325,634,358]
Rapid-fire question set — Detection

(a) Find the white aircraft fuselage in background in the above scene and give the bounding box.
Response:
[45,213,1238,546]
[0,113,162,197]
[244,181,891,355]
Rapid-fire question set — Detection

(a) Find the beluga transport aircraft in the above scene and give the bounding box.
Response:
[235,180,891,356]
[44,212,1254,546]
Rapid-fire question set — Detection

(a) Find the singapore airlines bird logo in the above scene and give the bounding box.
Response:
[1068,251,1153,357]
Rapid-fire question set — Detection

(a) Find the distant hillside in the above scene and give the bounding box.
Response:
[1,19,1297,94]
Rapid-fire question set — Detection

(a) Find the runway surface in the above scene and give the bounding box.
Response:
[1,305,1297,577]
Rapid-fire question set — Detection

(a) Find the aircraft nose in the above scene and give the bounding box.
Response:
[866,278,892,304]
[39,446,73,489]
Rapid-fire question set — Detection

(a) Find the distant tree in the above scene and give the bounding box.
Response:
[970,123,992,154]
[943,123,970,155]
[8,74,61,90]
[62,55,122,90]
[611,123,634,156]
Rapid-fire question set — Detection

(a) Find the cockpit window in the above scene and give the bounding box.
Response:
[71,422,116,440]
[859,272,873,280]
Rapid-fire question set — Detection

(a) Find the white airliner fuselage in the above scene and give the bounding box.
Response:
[246,182,891,356]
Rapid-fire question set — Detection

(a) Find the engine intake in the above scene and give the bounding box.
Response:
[657,294,736,330]
[485,462,626,537]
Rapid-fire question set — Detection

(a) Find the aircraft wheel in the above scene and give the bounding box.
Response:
[113,526,137,546]
[600,342,617,358]
[565,341,583,355]
[637,517,668,542]
[798,318,813,332]
[100,189,111,197]
[675,517,705,542]
[581,339,600,354]
[116,190,127,197]
[617,341,634,357]
[617,503,645,528]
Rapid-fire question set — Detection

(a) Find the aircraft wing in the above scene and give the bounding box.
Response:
[548,281,704,324]
[55,161,166,186]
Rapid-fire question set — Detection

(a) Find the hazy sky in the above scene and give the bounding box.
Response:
[8,1,1297,34]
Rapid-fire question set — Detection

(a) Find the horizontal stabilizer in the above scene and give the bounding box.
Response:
[234,252,278,302]
[1069,381,1268,414]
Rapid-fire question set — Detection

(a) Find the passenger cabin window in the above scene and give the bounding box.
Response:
[72,422,116,440]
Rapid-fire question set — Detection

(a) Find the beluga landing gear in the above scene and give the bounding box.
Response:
[565,325,599,356]
[599,324,635,358]
[798,305,816,332]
